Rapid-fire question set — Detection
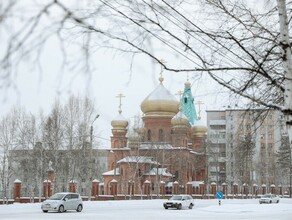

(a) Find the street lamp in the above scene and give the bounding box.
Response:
[89,114,99,201]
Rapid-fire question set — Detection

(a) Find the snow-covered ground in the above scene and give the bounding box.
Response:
[1,198,292,220]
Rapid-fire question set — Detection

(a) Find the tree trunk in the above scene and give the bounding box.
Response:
[277,0,292,198]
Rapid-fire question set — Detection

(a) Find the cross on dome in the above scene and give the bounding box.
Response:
[195,100,204,120]
[116,93,125,114]
[158,59,167,84]
[176,90,183,110]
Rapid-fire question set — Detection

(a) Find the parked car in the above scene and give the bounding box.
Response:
[41,192,83,213]
[163,195,194,210]
[259,194,280,204]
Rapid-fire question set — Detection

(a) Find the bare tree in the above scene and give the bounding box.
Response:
[2,0,292,197]
[1,0,292,135]
[234,131,255,186]
[0,107,36,202]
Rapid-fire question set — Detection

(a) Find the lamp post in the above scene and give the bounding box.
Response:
[88,114,99,201]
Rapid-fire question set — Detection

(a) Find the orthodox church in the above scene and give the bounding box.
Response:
[102,73,207,195]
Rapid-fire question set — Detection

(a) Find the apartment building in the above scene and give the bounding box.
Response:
[206,109,286,190]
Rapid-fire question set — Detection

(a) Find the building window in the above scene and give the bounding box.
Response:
[268,134,273,139]
[268,143,273,148]
[184,97,188,104]
[147,129,151,141]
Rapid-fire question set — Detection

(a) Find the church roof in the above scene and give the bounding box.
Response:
[111,113,128,128]
[117,156,159,165]
[140,77,179,116]
[144,168,173,177]
[102,168,120,176]
[139,143,173,150]
[171,110,190,127]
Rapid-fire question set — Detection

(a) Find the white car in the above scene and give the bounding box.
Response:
[259,194,280,204]
[163,195,194,210]
[41,192,83,213]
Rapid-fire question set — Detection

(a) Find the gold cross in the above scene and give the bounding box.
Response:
[195,100,204,120]
[176,90,183,110]
[176,90,183,101]
[116,93,125,114]
[159,59,167,75]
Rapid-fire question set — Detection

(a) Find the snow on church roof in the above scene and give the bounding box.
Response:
[139,143,173,150]
[102,168,120,176]
[117,156,160,165]
[144,168,173,177]
[142,83,177,102]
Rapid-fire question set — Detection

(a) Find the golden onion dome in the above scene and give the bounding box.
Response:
[111,113,128,129]
[192,119,207,137]
[140,77,179,116]
[171,111,190,127]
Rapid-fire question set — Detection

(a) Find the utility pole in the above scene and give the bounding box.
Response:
[88,114,99,201]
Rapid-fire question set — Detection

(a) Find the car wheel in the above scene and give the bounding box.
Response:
[277,200,279,203]
[58,205,64,213]
[76,204,83,212]
[164,207,168,209]
[188,204,193,209]
[269,200,272,204]
[177,204,182,210]
[42,210,48,213]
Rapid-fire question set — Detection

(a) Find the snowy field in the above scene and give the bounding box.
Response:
[1,198,292,220]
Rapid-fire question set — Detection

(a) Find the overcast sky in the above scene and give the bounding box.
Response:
[0,1,247,147]
[1,45,231,147]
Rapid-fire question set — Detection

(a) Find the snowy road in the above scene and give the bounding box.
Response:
[1,198,292,220]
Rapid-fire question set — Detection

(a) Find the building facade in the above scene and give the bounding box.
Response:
[207,109,286,191]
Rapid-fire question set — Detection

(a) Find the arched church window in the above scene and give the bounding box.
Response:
[147,129,152,141]
[184,97,188,103]
[159,129,164,142]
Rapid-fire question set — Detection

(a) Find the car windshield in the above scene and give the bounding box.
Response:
[48,193,65,200]
[262,195,272,198]
[169,196,182,201]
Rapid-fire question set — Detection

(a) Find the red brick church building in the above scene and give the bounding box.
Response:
[102,75,207,196]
